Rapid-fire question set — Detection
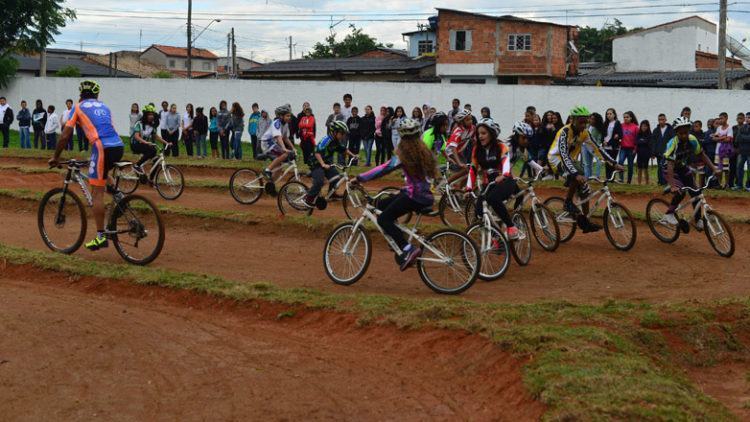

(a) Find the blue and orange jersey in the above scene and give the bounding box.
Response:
[65,99,123,148]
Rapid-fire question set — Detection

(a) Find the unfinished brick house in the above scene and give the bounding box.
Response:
[435,8,579,85]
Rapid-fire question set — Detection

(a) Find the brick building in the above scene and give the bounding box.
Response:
[435,8,579,85]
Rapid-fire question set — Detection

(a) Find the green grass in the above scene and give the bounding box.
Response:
[0,242,744,420]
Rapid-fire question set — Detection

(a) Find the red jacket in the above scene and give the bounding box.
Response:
[298,115,316,144]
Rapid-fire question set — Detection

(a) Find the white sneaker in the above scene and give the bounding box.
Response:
[662,213,678,226]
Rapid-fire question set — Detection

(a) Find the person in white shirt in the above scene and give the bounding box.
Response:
[44,105,60,150]
[341,93,353,121]
[159,100,170,142]
[60,99,74,151]
[181,103,195,157]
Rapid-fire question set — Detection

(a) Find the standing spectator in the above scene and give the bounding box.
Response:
[701,118,718,187]
[636,120,652,185]
[735,112,750,190]
[680,106,692,120]
[374,106,387,166]
[603,108,622,180]
[464,104,478,126]
[32,99,46,149]
[193,107,208,159]
[297,105,317,166]
[158,101,170,143]
[730,112,746,189]
[0,97,12,148]
[230,102,245,160]
[129,103,141,138]
[411,106,424,128]
[208,107,220,159]
[714,112,734,188]
[448,98,461,129]
[390,106,406,150]
[360,105,376,167]
[347,106,362,159]
[651,113,673,185]
[43,105,59,149]
[618,111,638,184]
[481,107,491,119]
[16,100,31,149]
[325,102,345,128]
[256,110,271,153]
[165,104,181,157]
[691,120,704,140]
[217,100,231,159]
[247,103,261,158]
[383,107,395,160]
[584,112,606,178]
[181,103,195,157]
[60,99,75,150]
[540,111,561,171]
[341,93,353,121]
[421,103,433,132]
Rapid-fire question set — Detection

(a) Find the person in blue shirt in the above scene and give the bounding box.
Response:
[247,103,261,159]
[303,121,357,208]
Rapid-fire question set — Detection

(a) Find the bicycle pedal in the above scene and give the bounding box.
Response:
[678,219,690,234]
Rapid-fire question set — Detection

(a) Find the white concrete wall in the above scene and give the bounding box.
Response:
[3,77,748,140]
[614,26,699,72]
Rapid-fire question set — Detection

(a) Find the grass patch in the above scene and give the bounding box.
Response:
[1,242,748,419]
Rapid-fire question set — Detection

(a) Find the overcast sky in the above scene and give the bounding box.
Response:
[52,0,750,63]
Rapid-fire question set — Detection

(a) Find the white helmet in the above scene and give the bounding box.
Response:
[397,118,422,137]
[476,117,501,138]
[672,116,692,129]
[275,104,292,116]
[454,108,471,122]
[513,121,533,137]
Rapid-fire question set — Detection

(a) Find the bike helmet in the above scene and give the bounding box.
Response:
[328,120,349,135]
[476,117,501,138]
[569,105,591,117]
[79,79,101,95]
[397,118,422,137]
[142,104,156,114]
[454,108,471,122]
[512,121,533,137]
[672,116,692,129]
[275,104,292,116]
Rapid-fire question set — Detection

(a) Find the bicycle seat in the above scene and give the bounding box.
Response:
[256,153,272,161]
[416,207,439,217]
[114,161,133,169]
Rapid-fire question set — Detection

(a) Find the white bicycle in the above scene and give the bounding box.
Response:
[114,145,185,200]
[229,153,304,206]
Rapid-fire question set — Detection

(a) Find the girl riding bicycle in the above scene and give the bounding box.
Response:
[355,119,438,271]
[132,104,172,174]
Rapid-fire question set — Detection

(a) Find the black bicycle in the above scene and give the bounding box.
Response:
[38,159,165,265]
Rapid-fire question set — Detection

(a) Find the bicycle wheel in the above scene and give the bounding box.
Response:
[154,165,184,200]
[277,180,309,216]
[704,210,734,258]
[417,229,480,295]
[37,188,87,254]
[375,187,412,224]
[603,202,637,251]
[463,197,479,226]
[510,213,532,266]
[529,203,560,252]
[109,194,165,265]
[229,168,264,205]
[465,223,511,281]
[544,197,577,243]
[645,198,679,244]
[343,185,369,220]
[323,223,372,285]
[113,166,140,195]
[438,191,466,228]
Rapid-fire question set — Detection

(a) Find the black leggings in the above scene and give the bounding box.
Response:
[220,132,230,159]
[300,140,315,167]
[374,135,387,165]
[132,142,157,167]
[377,192,428,251]
[308,166,340,198]
[485,178,518,228]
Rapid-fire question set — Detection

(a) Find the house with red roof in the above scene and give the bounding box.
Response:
[140,44,219,78]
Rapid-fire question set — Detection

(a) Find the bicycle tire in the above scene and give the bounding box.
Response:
[544,196,577,243]
[323,223,372,285]
[154,165,184,200]
[603,202,637,251]
[109,194,165,265]
[114,165,140,195]
[529,203,560,252]
[465,222,511,281]
[463,197,479,226]
[37,187,87,254]
[704,210,735,258]
[510,212,532,266]
[438,191,465,228]
[277,180,309,216]
[417,229,479,295]
[645,198,680,244]
[342,185,369,221]
[229,168,264,205]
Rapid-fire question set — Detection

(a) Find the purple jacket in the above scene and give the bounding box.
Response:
[357,156,433,205]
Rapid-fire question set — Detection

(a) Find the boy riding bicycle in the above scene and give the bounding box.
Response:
[131,104,172,174]
[304,121,358,208]
[261,104,296,192]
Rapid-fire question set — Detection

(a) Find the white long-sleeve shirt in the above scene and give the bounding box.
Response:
[44,112,60,134]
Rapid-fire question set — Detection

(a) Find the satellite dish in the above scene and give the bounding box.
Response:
[727,35,750,69]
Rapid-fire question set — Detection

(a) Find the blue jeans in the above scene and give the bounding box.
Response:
[232,130,243,159]
[45,133,57,149]
[618,148,635,183]
[19,127,31,148]
[196,134,207,157]
[736,154,750,189]
[582,145,601,179]
[362,138,374,165]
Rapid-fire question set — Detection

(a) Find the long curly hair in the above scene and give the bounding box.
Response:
[396,134,438,180]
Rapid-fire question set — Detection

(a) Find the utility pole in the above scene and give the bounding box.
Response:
[227,32,231,76]
[718,0,728,89]
[289,36,293,60]
[187,0,193,79]
[231,28,236,78]
[40,48,47,77]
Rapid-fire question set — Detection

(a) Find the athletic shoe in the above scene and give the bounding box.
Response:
[662,213,679,226]
[506,226,520,240]
[84,235,108,251]
[399,246,422,271]
[263,169,273,180]
[132,164,144,174]
[303,195,316,209]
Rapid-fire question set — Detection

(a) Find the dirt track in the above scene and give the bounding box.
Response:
[0,265,542,421]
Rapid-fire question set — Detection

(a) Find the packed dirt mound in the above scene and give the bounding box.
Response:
[0,264,544,421]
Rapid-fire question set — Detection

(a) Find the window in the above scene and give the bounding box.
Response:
[417,40,434,55]
[508,34,532,51]
[449,30,472,51]
[168,59,176,68]
[202,61,211,71]
[450,78,486,84]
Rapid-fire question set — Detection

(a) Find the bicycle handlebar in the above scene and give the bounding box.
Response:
[588,170,621,184]
[50,159,90,169]
[680,174,715,193]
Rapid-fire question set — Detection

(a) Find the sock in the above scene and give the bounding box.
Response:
[97,231,105,240]
[402,244,412,255]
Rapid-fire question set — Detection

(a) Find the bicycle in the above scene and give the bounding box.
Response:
[38,159,165,265]
[278,157,368,219]
[464,181,512,281]
[229,153,305,206]
[114,145,184,200]
[544,171,637,251]
[436,165,469,228]
[645,174,734,257]
[323,190,480,295]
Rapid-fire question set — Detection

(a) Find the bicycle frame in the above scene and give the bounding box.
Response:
[276,159,300,184]
[438,166,468,213]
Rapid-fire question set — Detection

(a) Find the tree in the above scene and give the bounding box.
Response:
[576,19,640,62]
[152,70,174,79]
[305,25,393,59]
[55,65,81,77]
